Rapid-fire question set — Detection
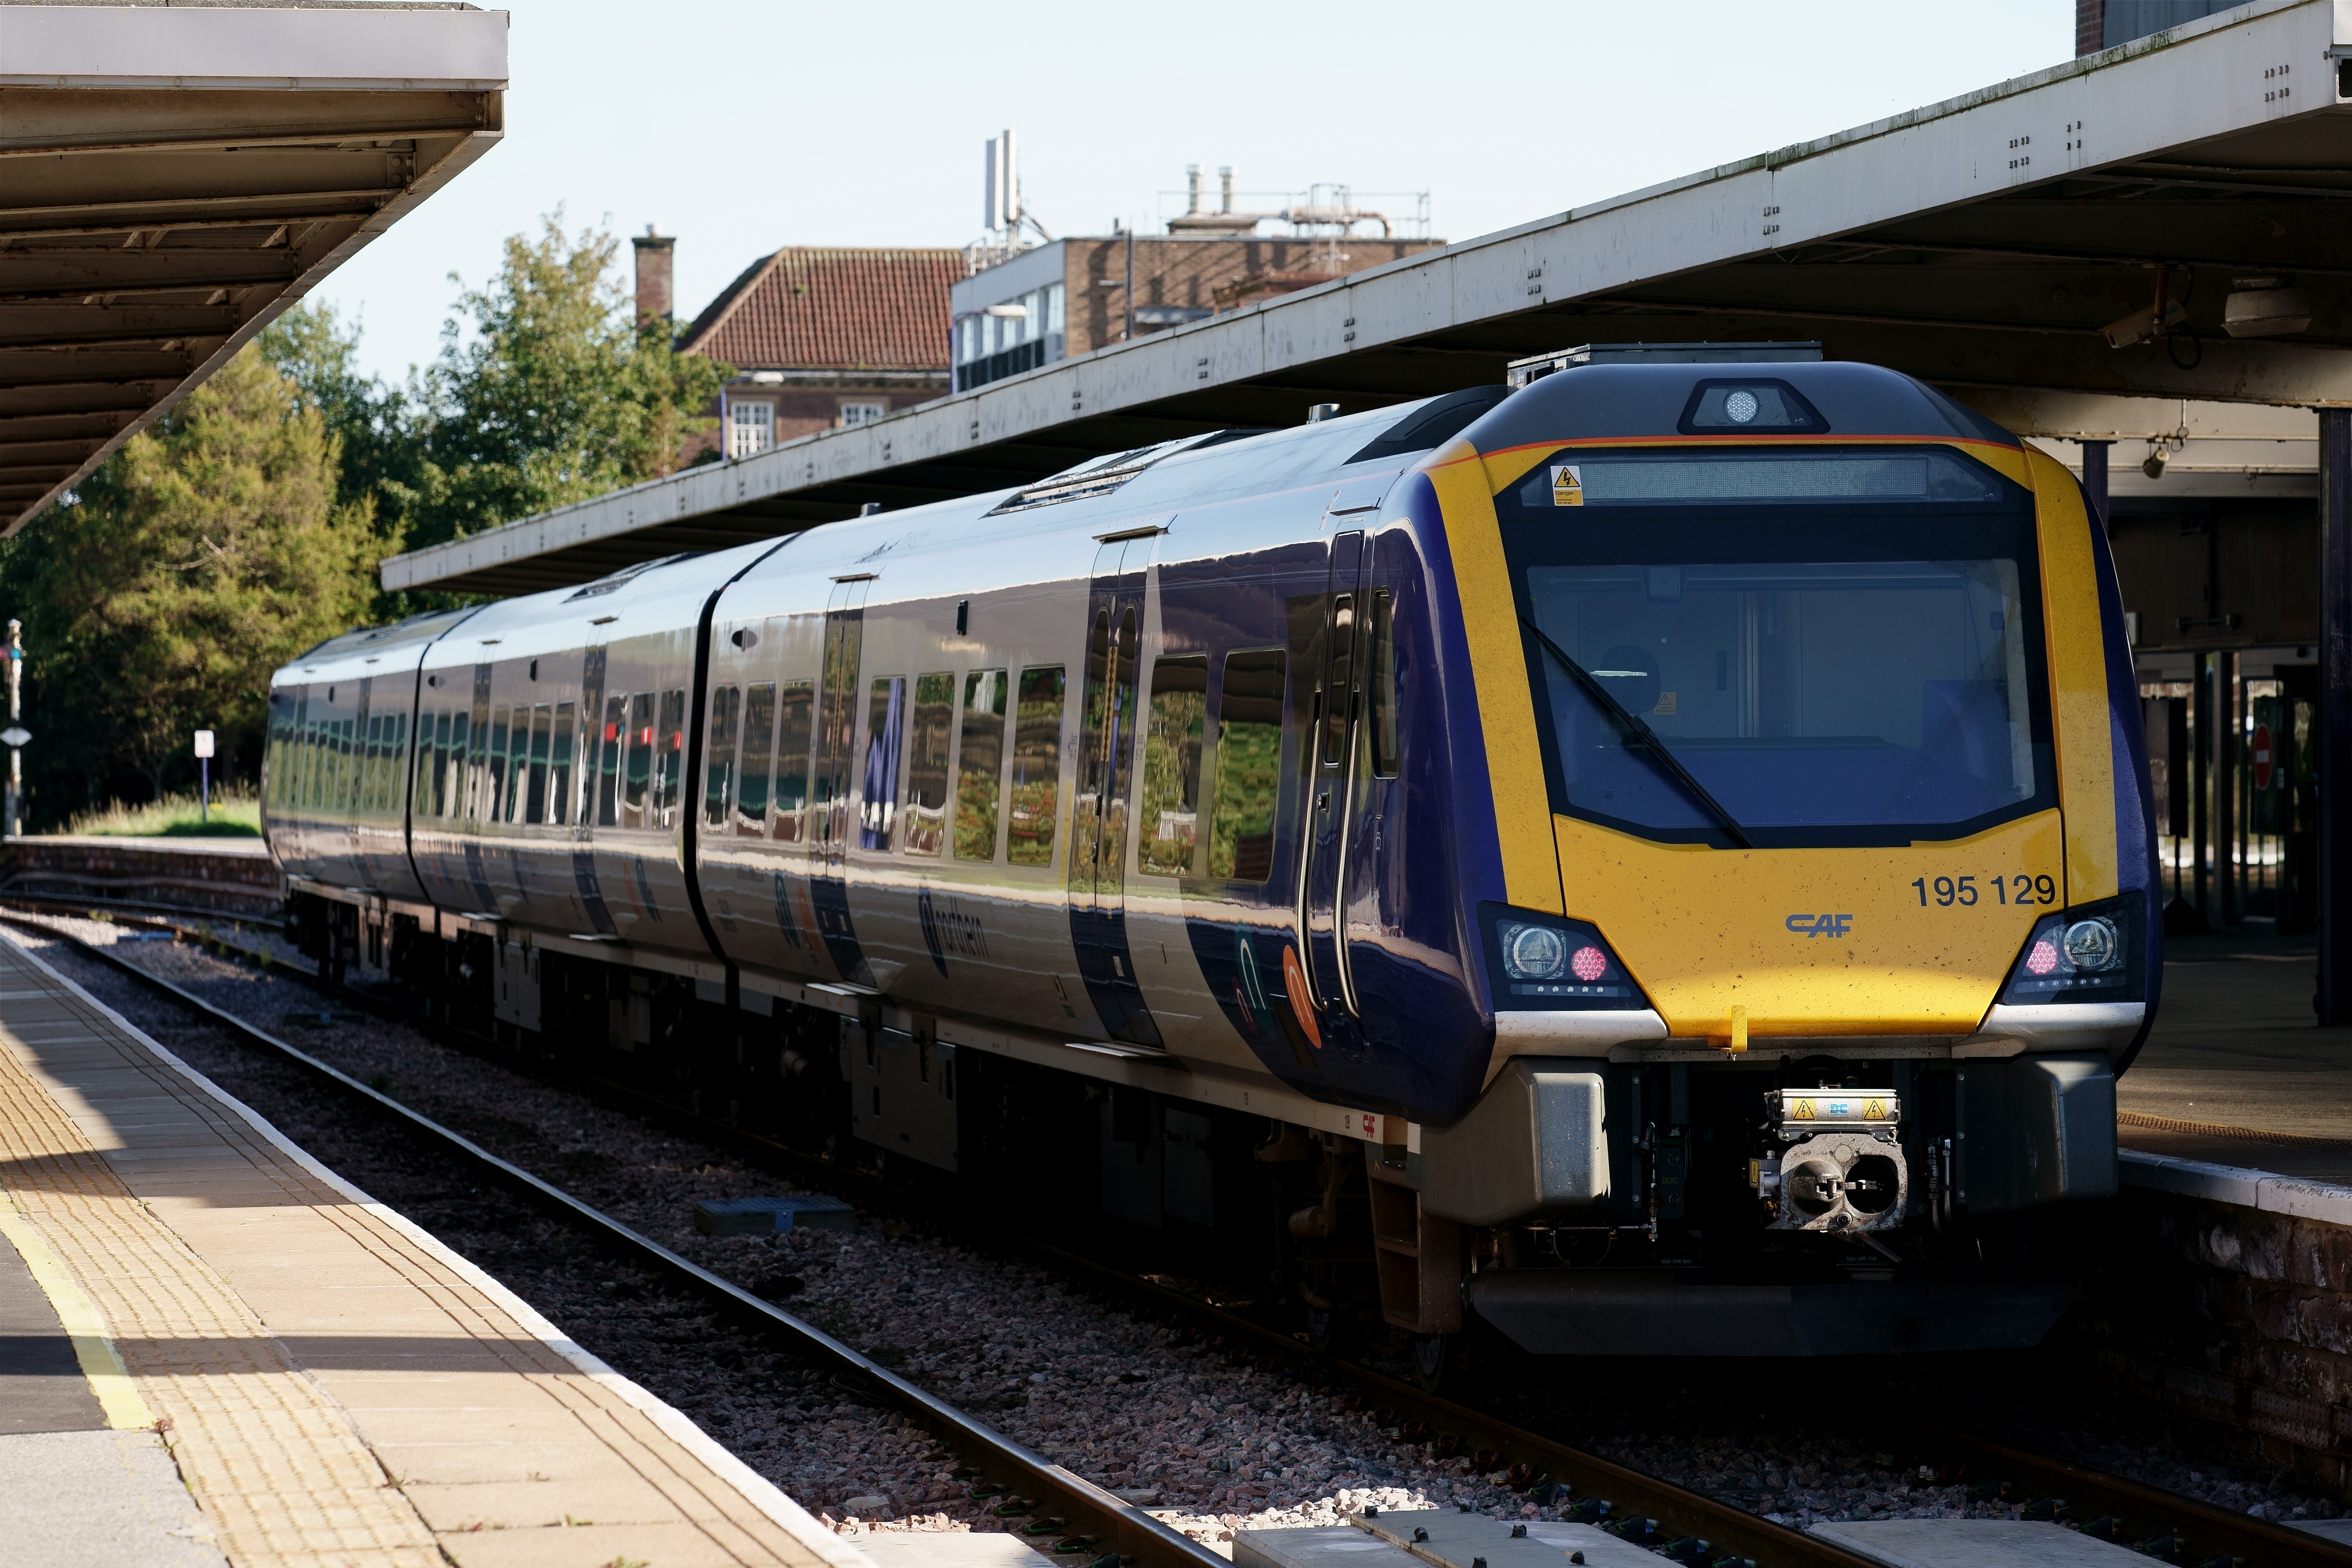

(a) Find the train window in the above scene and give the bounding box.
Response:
[506,708,529,822]
[737,683,776,836]
[1140,656,1208,875]
[598,695,627,827]
[549,703,575,826]
[1504,444,2049,847]
[622,692,654,825]
[348,716,365,812]
[654,688,687,829]
[508,708,531,822]
[1369,589,1399,779]
[771,679,813,842]
[451,709,474,819]
[487,706,510,824]
[859,676,906,850]
[389,715,405,813]
[429,710,451,817]
[903,672,954,856]
[705,684,742,831]
[1320,594,1356,769]
[1210,649,1287,881]
[526,704,552,825]
[953,669,1007,861]
[1008,666,1065,867]
[360,716,378,812]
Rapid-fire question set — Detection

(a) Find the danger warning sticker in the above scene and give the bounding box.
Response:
[1551,464,1584,506]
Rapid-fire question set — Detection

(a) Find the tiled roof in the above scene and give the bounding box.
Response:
[677,247,960,372]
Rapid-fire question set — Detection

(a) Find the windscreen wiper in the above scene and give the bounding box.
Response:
[1519,617,1757,850]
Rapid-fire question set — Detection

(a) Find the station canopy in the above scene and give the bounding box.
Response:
[389,0,2352,597]
[0,2,507,535]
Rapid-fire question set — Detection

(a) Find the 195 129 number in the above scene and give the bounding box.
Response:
[1910,873,2056,908]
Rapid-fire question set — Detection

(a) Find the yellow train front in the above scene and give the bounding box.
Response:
[1408,346,2153,1356]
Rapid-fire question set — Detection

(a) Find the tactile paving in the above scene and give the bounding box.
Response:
[0,930,867,1568]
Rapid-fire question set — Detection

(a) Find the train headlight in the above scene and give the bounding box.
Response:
[1481,904,1651,1011]
[1502,923,1568,980]
[1997,895,2146,1006]
[2062,917,2120,972]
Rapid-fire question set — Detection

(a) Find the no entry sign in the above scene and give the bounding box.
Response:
[2253,722,2275,791]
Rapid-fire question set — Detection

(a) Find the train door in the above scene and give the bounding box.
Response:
[1301,530,1371,1022]
[1070,529,1163,1047]
[810,575,873,985]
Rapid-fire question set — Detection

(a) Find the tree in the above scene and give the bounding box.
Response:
[400,214,730,553]
[257,300,420,538]
[0,346,378,816]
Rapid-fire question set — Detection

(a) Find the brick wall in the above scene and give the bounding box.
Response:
[2077,0,2105,56]
[1062,237,1447,359]
[2074,1163,2352,1496]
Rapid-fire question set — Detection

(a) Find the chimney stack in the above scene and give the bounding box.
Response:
[633,225,675,323]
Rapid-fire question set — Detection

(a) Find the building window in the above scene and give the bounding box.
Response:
[728,400,775,458]
[840,401,885,427]
[953,281,1067,393]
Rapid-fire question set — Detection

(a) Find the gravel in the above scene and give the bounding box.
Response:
[7,909,2342,1557]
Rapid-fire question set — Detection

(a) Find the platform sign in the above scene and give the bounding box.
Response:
[2253,723,2275,791]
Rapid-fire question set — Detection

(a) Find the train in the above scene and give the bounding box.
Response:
[267,342,2152,1374]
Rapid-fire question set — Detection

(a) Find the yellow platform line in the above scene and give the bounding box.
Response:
[0,1196,155,1430]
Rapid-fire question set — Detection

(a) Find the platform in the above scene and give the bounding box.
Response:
[0,834,283,919]
[0,928,871,1567]
[2115,930,2352,1183]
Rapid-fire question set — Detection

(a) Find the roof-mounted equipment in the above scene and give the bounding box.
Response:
[984,428,1266,515]
[1507,341,1823,389]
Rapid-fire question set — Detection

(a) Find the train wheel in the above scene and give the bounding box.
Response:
[1410,1333,1452,1394]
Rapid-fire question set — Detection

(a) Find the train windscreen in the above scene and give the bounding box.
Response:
[1498,445,2055,848]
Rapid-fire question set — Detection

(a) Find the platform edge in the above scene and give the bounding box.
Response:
[1,933,883,1568]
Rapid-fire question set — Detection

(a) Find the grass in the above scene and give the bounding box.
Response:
[64,786,262,839]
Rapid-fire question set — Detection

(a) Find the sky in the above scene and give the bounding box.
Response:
[316,1,2078,387]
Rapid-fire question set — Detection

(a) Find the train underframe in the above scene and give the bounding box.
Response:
[288,889,2111,1379]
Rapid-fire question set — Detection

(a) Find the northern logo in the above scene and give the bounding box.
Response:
[1785,912,1854,938]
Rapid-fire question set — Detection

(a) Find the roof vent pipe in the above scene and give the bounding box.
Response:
[1220,166,1235,215]
[1186,164,1203,216]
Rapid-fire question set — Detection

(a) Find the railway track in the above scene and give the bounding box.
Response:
[12,895,2352,1568]
[0,906,1219,1568]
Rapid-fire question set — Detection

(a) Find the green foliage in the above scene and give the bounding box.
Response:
[0,348,378,822]
[400,214,730,554]
[4,213,728,826]
[257,301,420,538]
[66,785,261,839]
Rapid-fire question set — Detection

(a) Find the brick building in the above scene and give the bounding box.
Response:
[949,234,1445,393]
[638,235,960,460]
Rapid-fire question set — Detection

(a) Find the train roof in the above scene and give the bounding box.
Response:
[1461,358,2020,454]
[282,605,483,681]
[274,359,2027,688]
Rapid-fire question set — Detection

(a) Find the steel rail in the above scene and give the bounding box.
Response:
[1895,1423,2352,1568]
[51,899,2352,1568]
[0,910,1222,1568]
